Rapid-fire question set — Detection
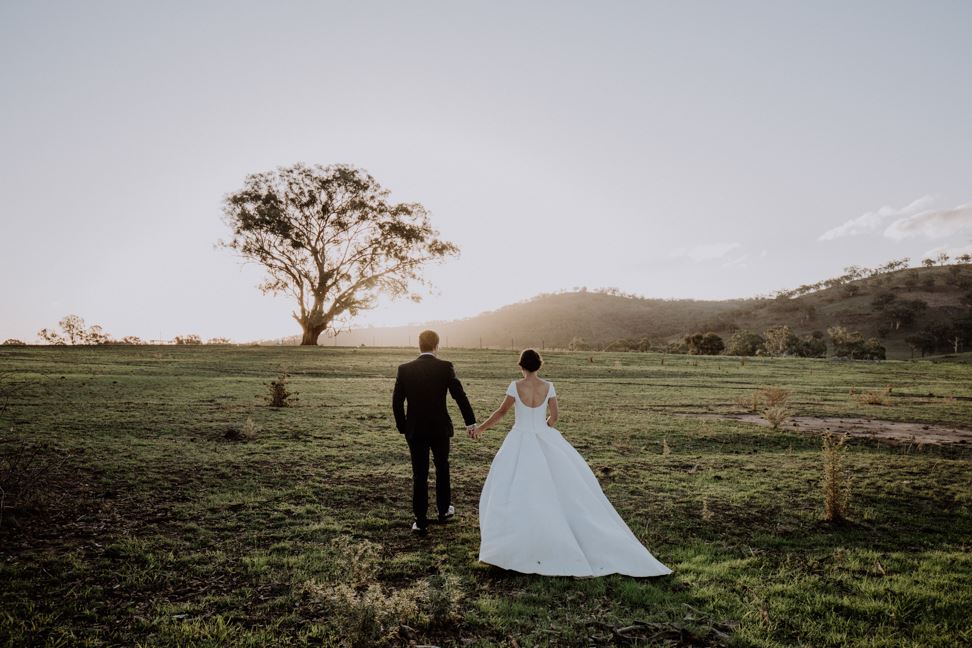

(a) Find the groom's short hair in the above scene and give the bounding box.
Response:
[418,330,439,352]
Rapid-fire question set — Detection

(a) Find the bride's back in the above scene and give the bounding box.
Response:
[507,377,556,431]
[514,377,552,408]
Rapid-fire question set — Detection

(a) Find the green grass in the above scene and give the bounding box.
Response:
[1,346,971,647]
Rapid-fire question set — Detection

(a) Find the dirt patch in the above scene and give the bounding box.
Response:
[683,413,972,446]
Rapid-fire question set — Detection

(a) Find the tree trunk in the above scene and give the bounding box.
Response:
[300,324,326,346]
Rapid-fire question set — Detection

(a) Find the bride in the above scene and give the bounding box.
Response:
[473,349,672,578]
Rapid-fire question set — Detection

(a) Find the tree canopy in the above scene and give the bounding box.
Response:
[220,164,458,345]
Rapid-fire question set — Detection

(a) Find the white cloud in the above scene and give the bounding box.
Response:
[884,203,972,240]
[818,195,935,241]
[669,242,741,262]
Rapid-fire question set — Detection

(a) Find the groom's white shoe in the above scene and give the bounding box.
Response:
[438,505,455,522]
[411,522,428,535]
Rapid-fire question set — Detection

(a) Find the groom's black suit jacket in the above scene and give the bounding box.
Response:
[392,354,476,440]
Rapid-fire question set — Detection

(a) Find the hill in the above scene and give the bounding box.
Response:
[271,264,972,359]
[273,290,750,350]
[713,264,972,359]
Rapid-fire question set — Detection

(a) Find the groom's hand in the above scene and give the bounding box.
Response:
[466,423,478,439]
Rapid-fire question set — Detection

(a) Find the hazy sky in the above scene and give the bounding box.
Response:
[2,1,971,342]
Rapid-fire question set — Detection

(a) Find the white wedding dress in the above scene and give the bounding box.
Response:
[478,380,672,577]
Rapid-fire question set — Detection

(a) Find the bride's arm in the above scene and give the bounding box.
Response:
[546,397,559,427]
[476,395,514,433]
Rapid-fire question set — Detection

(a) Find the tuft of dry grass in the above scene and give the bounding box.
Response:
[300,538,465,646]
[762,405,791,430]
[701,497,713,521]
[423,573,464,626]
[735,392,762,413]
[822,433,851,523]
[302,581,421,647]
[759,386,791,408]
[662,438,672,455]
[224,416,260,441]
[856,390,890,406]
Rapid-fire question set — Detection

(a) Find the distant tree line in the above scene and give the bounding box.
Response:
[760,253,971,301]
[17,314,233,346]
[663,325,884,360]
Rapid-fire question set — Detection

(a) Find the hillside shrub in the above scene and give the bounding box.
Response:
[905,330,938,358]
[763,325,800,356]
[725,330,764,356]
[887,299,928,330]
[796,331,827,358]
[871,291,896,310]
[684,332,724,355]
[828,326,885,360]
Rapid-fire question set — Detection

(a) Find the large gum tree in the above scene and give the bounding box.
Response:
[220,163,458,345]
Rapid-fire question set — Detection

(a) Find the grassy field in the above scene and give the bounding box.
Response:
[1,346,971,647]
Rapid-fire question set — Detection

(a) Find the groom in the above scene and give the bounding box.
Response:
[392,330,477,535]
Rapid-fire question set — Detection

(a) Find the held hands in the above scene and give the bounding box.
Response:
[466,423,480,439]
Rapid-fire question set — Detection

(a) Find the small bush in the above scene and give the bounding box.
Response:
[762,405,791,430]
[822,433,851,522]
[1,339,26,346]
[267,372,297,408]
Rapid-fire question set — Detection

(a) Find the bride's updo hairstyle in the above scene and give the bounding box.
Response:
[518,349,543,373]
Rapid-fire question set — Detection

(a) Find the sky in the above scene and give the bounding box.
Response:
[2,1,971,343]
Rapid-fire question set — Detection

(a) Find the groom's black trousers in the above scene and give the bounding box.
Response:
[407,435,450,526]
